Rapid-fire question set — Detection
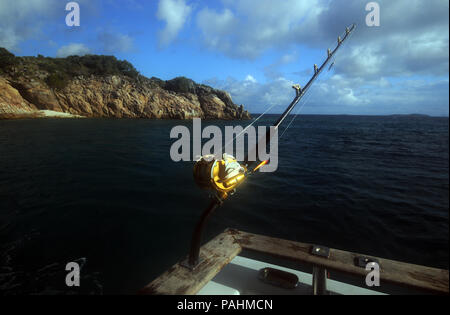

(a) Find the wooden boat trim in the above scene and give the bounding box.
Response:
[139,230,242,295]
[140,229,449,295]
[229,229,449,294]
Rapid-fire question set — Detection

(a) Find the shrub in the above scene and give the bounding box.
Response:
[0,48,18,71]
[165,77,196,93]
[46,72,70,90]
[0,47,140,81]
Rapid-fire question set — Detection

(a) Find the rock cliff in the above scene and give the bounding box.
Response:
[0,48,251,120]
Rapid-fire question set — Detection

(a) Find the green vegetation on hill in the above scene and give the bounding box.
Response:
[0,48,17,69]
[165,76,196,93]
[0,48,139,90]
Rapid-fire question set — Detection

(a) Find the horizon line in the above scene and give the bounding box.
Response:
[250,113,449,118]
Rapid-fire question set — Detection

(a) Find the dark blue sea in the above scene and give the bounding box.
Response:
[0,115,448,294]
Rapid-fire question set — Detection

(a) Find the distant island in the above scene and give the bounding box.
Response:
[387,114,431,118]
[0,48,250,120]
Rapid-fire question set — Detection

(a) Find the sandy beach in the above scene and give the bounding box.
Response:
[39,110,84,118]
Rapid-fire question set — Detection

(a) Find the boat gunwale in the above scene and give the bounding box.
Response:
[140,229,449,295]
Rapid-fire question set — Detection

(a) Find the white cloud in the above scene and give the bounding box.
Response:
[204,74,449,116]
[198,0,448,116]
[56,43,90,57]
[156,0,192,47]
[196,8,236,53]
[196,0,323,59]
[204,76,295,114]
[194,0,448,79]
[305,0,448,79]
[0,0,60,51]
[244,75,257,83]
[0,0,97,53]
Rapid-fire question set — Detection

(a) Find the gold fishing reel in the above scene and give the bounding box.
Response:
[193,154,247,200]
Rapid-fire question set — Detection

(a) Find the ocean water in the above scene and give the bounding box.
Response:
[0,115,448,294]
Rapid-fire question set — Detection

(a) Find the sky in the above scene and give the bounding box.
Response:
[0,0,448,116]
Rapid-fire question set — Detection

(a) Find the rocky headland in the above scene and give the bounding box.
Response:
[0,48,250,120]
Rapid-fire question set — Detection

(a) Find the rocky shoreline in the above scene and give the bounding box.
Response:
[0,49,251,120]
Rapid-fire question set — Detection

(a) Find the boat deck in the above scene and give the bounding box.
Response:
[140,229,449,295]
[198,255,385,295]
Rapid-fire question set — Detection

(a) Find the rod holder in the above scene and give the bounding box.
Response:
[181,199,221,270]
[312,266,328,295]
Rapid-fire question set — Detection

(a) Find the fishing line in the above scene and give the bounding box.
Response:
[279,93,309,139]
[279,55,336,139]
[187,25,357,271]
[224,25,357,153]
[279,26,356,139]
[222,32,341,150]
[221,101,281,153]
[279,74,325,139]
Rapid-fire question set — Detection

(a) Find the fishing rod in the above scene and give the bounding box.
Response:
[244,23,356,170]
[183,24,356,269]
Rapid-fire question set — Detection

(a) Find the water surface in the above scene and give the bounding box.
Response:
[0,115,448,294]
